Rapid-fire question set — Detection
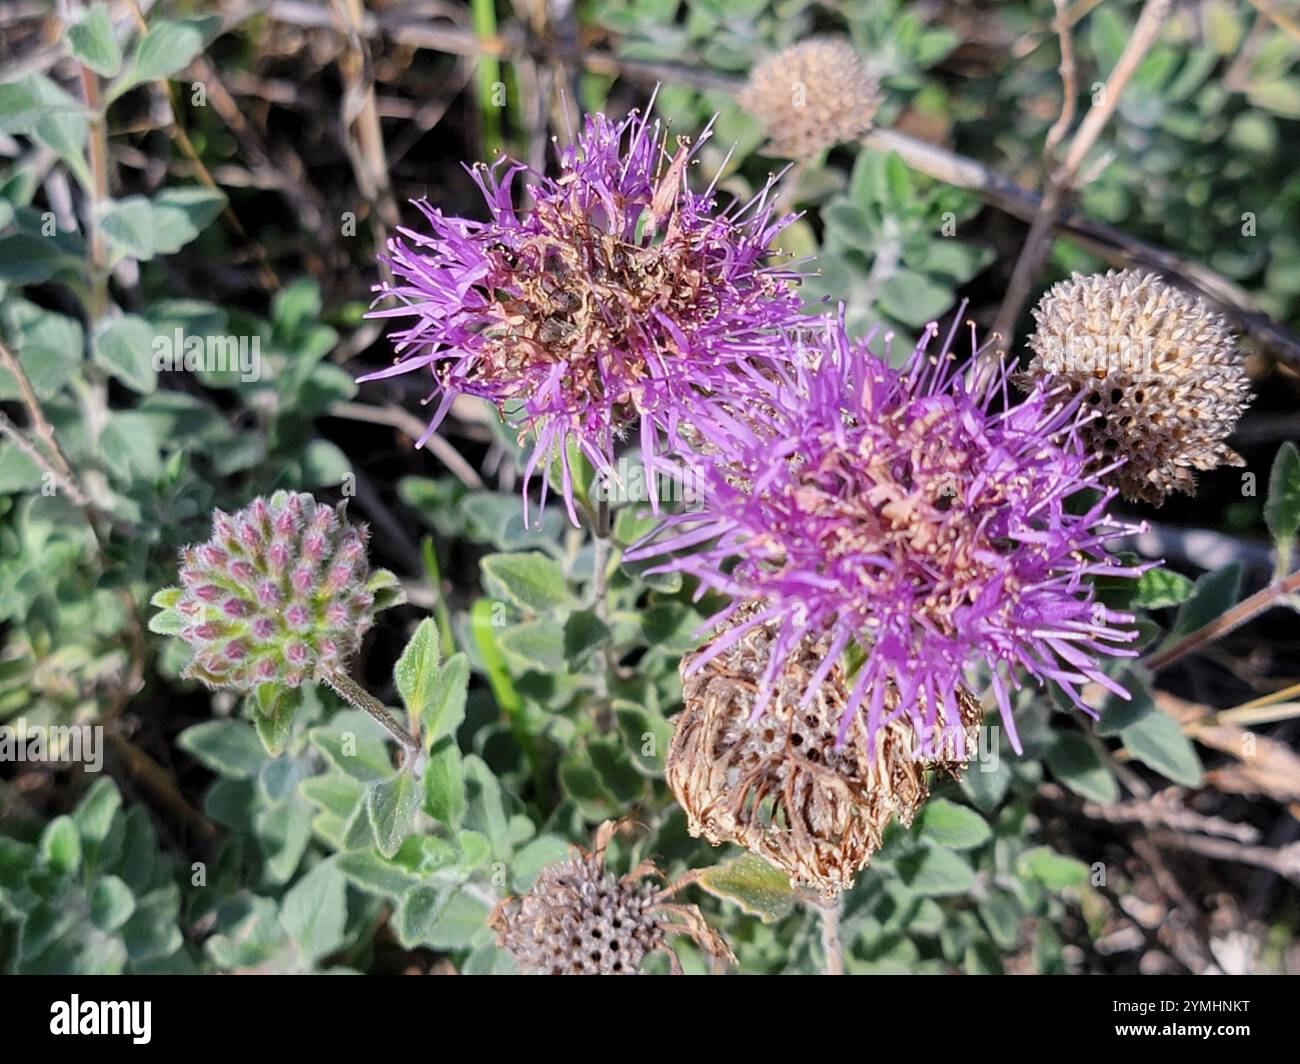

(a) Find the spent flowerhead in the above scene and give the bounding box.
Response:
[667,607,983,896]
[1024,269,1251,506]
[629,315,1148,753]
[153,492,402,691]
[489,821,732,975]
[364,103,803,524]
[739,37,882,159]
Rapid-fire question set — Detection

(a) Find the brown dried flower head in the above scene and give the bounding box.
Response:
[489,821,733,975]
[1024,269,1251,506]
[739,37,882,159]
[666,612,983,898]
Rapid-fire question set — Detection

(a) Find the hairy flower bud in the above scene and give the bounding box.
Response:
[152,492,403,691]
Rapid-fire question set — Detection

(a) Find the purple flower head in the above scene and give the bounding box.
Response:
[363,101,803,525]
[627,314,1151,753]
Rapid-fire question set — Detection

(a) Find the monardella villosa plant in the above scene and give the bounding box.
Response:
[152,492,401,691]
[629,315,1150,753]
[363,102,804,523]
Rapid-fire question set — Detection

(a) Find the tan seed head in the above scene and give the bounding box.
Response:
[739,38,882,159]
[1024,270,1251,506]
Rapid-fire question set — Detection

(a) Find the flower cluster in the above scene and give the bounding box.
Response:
[156,492,399,691]
[363,103,803,524]
[629,316,1149,753]
[365,99,1248,889]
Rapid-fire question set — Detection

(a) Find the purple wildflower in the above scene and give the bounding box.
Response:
[362,102,802,524]
[627,315,1150,753]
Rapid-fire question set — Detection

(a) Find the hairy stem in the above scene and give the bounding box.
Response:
[1145,570,1300,673]
[819,902,844,976]
[323,669,420,755]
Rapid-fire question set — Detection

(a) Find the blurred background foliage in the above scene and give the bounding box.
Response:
[0,0,1298,974]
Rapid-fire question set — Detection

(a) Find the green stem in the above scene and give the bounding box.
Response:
[470,598,545,799]
[421,536,456,659]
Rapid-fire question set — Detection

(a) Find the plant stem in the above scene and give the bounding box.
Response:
[323,669,420,755]
[989,0,1173,361]
[819,902,844,976]
[591,497,612,605]
[1145,569,1300,673]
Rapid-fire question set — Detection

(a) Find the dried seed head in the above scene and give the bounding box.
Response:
[666,611,983,897]
[739,37,882,159]
[1025,270,1251,506]
[490,822,732,975]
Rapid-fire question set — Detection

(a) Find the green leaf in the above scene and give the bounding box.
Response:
[114,16,219,95]
[90,875,136,932]
[1017,846,1089,890]
[250,684,301,757]
[1133,568,1194,610]
[1264,442,1300,558]
[1247,78,1300,120]
[40,816,81,875]
[898,846,975,896]
[336,851,417,900]
[394,617,440,725]
[497,620,565,672]
[480,552,576,613]
[147,609,184,635]
[1166,563,1241,639]
[392,835,457,878]
[508,835,572,892]
[279,860,348,965]
[93,315,157,394]
[463,755,510,859]
[414,889,491,950]
[421,654,468,751]
[915,798,993,849]
[1121,709,1203,786]
[878,269,955,328]
[98,197,155,260]
[563,608,611,670]
[423,741,465,828]
[308,724,394,782]
[366,768,421,859]
[0,311,84,401]
[150,587,182,610]
[72,778,122,865]
[301,440,350,486]
[177,720,266,780]
[1045,732,1119,804]
[964,938,1003,975]
[100,188,226,261]
[69,4,123,78]
[394,885,451,948]
[0,80,53,136]
[1097,668,1155,736]
[695,854,798,923]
